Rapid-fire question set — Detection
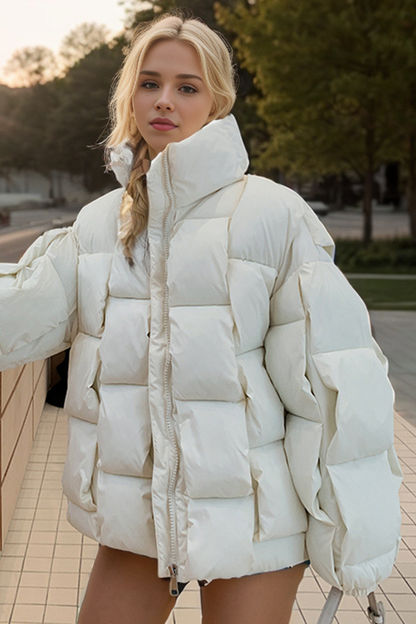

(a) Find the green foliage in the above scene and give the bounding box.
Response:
[216,0,416,180]
[0,39,125,192]
[334,238,416,273]
[49,42,125,190]
[347,278,416,310]
[120,0,176,29]
[7,82,60,174]
[0,86,24,171]
[59,23,111,70]
[121,0,235,30]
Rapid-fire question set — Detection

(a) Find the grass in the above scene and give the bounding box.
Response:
[347,277,416,310]
[334,237,416,274]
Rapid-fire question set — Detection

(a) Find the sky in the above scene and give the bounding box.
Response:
[0,0,146,84]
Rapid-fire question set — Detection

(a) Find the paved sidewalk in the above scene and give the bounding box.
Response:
[0,312,414,624]
[370,311,416,428]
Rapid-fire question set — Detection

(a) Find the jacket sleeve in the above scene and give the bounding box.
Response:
[0,226,78,371]
[264,202,402,597]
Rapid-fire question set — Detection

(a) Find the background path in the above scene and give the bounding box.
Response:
[370,311,416,428]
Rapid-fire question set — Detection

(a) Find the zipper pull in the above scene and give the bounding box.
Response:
[168,563,179,596]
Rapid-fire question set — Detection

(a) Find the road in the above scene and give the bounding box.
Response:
[0,208,79,262]
[319,205,410,239]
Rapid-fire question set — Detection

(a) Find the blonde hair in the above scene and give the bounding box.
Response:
[106,12,237,266]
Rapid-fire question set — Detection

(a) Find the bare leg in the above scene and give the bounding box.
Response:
[200,562,307,624]
[77,546,176,624]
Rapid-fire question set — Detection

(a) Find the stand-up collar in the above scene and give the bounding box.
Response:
[110,114,249,208]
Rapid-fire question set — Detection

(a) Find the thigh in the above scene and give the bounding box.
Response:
[200,562,307,624]
[77,545,176,624]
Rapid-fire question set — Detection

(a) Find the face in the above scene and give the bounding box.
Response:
[133,39,215,159]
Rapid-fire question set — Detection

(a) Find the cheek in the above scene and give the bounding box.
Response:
[133,95,149,132]
[133,91,144,115]
[186,100,213,127]
[134,88,154,114]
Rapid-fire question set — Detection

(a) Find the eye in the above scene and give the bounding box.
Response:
[141,81,158,89]
[180,85,197,94]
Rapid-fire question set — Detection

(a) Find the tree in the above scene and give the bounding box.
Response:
[388,0,416,242]
[59,23,111,70]
[0,25,129,193]
[120,0,236,32]
[50,41,125,191]
[216,0,414,244]
[0,79,64,200]
[0,86,23,178]
[0,40,126,194]
[8,82,61,187]
[3,46,58,87]
[120,0,176,28]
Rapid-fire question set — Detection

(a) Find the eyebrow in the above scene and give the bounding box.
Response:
[139,70,203,82]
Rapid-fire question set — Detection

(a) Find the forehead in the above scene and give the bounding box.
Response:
[142,39,202,74]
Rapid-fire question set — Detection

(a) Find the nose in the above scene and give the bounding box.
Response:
[155,87,174,112]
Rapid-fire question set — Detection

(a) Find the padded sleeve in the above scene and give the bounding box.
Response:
[0,226,78,370]
[264,205,402,596]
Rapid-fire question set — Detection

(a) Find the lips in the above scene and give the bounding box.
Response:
[150,117,177,131]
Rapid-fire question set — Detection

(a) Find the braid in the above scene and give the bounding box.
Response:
[119,138,150,267]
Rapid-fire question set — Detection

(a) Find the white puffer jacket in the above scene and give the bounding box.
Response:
[0,115,401,596]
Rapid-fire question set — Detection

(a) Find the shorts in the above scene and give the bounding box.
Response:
[164,560,310,597]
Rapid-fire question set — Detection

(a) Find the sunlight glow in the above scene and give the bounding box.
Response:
[0,0,137,86]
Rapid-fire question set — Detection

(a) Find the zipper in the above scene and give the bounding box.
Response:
[168,563,179,597]
[161,148,180,596]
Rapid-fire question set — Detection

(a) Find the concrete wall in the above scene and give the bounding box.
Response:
[0,360,48,549]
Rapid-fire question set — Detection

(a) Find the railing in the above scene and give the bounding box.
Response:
[0,360,48,549]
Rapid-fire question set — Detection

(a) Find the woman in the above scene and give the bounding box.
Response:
[0,12,401,624]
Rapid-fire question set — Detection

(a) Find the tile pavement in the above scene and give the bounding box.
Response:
[0,310,414,624]
[370,311,416,429]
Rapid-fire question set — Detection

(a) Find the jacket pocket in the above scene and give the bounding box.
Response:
[62,416,98,512]
[250,440,308,542]
[97,384,153,478]
[64,332,101,424]
[78,253,112,338]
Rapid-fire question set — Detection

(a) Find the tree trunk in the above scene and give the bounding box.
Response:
[335,174,344,210]
[57,171,63,201]
[363,125,375,245]
[363,169,373,245]
[407,133,416,243]
[48,172,55,200]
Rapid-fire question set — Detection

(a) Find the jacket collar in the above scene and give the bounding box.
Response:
[110,114,249,208]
